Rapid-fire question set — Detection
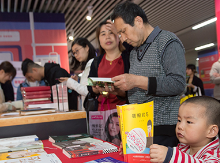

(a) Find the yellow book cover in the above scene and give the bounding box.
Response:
[0,149,46,160]
[120,101,154,163]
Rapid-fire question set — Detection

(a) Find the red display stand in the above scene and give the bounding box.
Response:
[42,140,125,163]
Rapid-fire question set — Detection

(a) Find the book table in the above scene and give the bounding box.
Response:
[0,111,87,140]
[42,139,124,163]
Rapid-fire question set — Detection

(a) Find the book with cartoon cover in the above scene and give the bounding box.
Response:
[117,101,154,163]
[0,140,43,153]
[0,135,39,145]
[0,153,61,163]
[0,149,46,160]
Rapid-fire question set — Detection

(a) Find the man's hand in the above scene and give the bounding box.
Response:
[93,83,126,97]
[213,72,220,77]
[150,144,168,163]
[112,74,137,91]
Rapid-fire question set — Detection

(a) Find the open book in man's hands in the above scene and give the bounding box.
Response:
[87,77,114,87]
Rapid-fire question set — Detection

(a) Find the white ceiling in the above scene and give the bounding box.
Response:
[0,0,217,65]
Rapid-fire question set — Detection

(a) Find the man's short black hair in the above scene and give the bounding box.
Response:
[111,1,149,26]
[21,58,34,76]
[183,96,220,130]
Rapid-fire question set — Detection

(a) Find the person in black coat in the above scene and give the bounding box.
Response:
[186,64,205,96]
[21,58,78,110]
[1,81,14,102]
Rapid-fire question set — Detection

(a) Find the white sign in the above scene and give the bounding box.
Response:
[0,31,20,42]
[0,52,13,61]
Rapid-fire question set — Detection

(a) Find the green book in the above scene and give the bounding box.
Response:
[87,77,114,87]
[48,133,93,143]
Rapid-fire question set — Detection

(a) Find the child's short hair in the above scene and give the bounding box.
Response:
[183,96,220,129]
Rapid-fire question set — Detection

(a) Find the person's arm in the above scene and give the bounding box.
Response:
[0,103,8,113]
[88,59,100,95]
[153,41,186,96]
[169,147,219,163]
[66,78,88,96]
[209,62,220,85]
[150,144,219,163]
[16,85,22,100]
[113,41,186,95]
[53,68,71,85]
[66,63,92,96]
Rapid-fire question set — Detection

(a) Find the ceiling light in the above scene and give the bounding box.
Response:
[68,30,74,41]
[69,36,74,40]
[196,58,199,61]
[192,17,217,30]
[86,6,93,21]
[195,43,214,51]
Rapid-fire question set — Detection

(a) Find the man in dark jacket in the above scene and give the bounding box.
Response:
[21,58,78,110]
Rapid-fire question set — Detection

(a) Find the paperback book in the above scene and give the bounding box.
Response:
[22,90,51,96]
[87,77,114,87]
[85,156,127,163]
[62,142,118,158]
[48,133,93,143]
[20,86,51,92]
[52,138,103,149]
[23,94,51,99]
[117,101,154,163]
[20,108,56,116]
[0,149,46,160]
[0,153,61,163]
[0,135,38,145]
[0,140,43,153]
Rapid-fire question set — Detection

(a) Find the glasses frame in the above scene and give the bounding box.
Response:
[71,47,84,57]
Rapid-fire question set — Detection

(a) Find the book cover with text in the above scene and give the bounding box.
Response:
[117,101,154,163]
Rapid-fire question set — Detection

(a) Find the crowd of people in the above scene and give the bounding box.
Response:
[0,1,219,162]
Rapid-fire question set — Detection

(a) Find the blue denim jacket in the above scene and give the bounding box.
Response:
[16,80,46,100]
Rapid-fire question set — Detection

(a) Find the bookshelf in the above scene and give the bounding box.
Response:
[0,111,87,140]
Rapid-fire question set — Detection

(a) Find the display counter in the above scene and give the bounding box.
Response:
[0,111,87,140]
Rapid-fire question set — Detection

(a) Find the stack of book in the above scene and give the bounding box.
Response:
[20,86,56,115]
[52,82,69,112]
[49,133,118,158]
[0,135,61,162]
[21,86,52,109]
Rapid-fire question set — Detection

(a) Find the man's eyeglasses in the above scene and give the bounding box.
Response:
[72,47,83,57]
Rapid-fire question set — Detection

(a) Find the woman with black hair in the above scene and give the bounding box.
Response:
[105,112,121,146]
[59,38,96,110]
[0,61,16,112]
[186,64,205,96]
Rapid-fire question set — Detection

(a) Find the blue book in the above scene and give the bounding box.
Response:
[85,156,127,163]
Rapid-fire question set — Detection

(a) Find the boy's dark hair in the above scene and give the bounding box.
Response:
[0,61,16,81]
[183,96,220,130]
[21,58,41,76]
[111,1,149,26]
[71,37,96,71]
